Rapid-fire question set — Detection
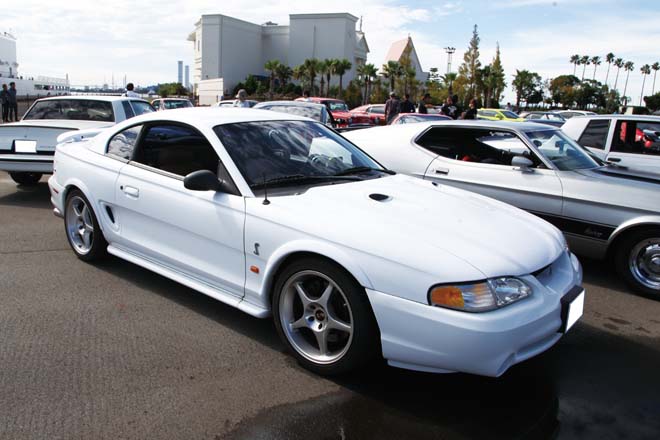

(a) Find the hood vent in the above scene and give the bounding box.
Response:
[369,193,391,202]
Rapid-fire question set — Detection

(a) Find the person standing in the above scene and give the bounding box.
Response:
[384,92,401,124]
[1,84,8,123]
[301,90,312,102]
[124,83,140,98]
[440,96,459,120]
[7,82,18,122]
[418,93,430,114]
[233,89,251,108]
[400,93,415,113]
[461,98,478,119]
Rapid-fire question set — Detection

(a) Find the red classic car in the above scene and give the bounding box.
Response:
[294,97,371,128]
[350,104,386,126]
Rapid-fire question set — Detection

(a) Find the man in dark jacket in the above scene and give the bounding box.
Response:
[418,93,430,114]
[0,84,8,122]
[7,82,18,122]
[400,93,415,113]
[384,92,401,124]
[440,96,459,119]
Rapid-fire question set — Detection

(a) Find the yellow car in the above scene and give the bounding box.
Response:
[477,108,525,122]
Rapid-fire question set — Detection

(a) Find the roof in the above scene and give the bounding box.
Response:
[384,38,409,63]
[567,114,660,121]
[35,95,147,103]
[115,107,310,128]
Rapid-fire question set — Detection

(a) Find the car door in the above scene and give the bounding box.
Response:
[114,122,246,297]
[607,119,660,172]
[419,126,563,216]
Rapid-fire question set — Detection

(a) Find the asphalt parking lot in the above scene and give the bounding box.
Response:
[1,172,659,440]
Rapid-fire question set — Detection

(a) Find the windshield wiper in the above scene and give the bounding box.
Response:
[250,174,363,189]
[334,166,395,176]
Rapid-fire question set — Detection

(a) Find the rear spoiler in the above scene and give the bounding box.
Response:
[57,127,107,144]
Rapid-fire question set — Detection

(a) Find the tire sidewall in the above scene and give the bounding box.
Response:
[272,257,380,375]
[10,172,42,186]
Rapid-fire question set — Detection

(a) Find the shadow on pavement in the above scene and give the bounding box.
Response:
[0,181,52,209]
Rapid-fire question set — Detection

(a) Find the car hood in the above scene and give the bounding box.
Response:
[252,174,564,284]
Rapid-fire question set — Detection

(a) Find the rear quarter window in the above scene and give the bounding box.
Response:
[577,120,610,150]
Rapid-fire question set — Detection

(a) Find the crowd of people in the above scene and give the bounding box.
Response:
[384,92,478,124]
[0,81,18,123]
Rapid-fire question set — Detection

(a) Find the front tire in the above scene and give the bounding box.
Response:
[10,172,42,186]
[272,257,380,375]
[64,189,107,261]
[614,228,660,298]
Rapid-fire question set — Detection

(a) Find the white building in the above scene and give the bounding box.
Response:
[0,30,69,96]
[188,13,369,103]
[383,36,428,84]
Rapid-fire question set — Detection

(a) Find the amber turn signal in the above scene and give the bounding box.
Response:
[250,265,260,274]
[429,286,465,308]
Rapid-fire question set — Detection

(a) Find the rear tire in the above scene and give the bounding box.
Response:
[64,189,108,261]
[614,228,660,298]
[272,257,380,375]
[10,172,42,186]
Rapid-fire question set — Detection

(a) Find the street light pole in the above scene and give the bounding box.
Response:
[444,47,456,74]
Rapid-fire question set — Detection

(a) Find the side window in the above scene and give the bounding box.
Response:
[416,128,543,167]
[370,107,385,114]
[122,101,135,119]
[612,121,660,156]
[578,120,610,150]
[107,125,142,161]
[130,101,155,116]
[132,124,219,177]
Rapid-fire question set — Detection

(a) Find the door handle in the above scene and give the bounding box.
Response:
[433,168,450,175]
[608,157,621,163]
[121,185,140,197]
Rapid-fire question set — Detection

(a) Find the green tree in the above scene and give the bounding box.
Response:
[622,61,634,104]
[613,58,624,91]
[570,54,580,76]
[644,92,660,111]
[457,24,482,100]
[381,60,403,93]
[292,65,307,91]
[640,64,652,106]
[264,59,282,96]
[604,53,615,86]
[323,59,333,97]
[157,82,188,97]
[303,58,321,94]
[275,63,292,90]
[512,69,542,109]
[580,55,590,81]
[441,72,458,97]
[317,59,329,97]
[651,62,660,96]
[357,63,378,104]
[591,56,601,81]
[332,58,352,98]
[549,75,579,107]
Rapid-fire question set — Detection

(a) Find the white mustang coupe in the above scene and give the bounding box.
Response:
[48,108,584,377]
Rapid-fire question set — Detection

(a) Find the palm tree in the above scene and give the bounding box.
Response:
[613,58,624,90]
[441,72,458,96]
[640,64,651,105]
[264,59,282,96]
[591,56,601,80]
[652,62,660,95]
[570,54,580,76]
[317,60,329,97]
[333,58,352,98]
[323,59,333,97]
[622,61,634,105]
[292,65,307,90]
[605,53,615,86]
[580,55,590,81]
[357,63,378,104]
[275,64,292,90]
[381,61,403,93]
[302,58,321,94]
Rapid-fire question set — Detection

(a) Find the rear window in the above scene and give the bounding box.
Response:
[163,100,193,109]
[261,105,323,121]
[24,99,115,122]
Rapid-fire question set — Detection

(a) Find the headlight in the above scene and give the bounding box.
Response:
[429,277,532,312]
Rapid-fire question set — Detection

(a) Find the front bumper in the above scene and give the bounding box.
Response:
[367,251,583,377]
[0,154,54,173]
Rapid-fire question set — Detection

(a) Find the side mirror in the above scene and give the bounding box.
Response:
[511,155,534,171]
[184,170,229,192]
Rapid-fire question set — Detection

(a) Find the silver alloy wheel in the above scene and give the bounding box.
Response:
[629,238,660,290]
[65,195,95,255]
[279,270,354,365]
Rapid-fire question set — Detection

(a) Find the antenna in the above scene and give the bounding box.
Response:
[262,174,270,205]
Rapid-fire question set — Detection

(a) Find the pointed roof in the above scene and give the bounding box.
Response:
[384,37,410,63]
[356,31,370,53]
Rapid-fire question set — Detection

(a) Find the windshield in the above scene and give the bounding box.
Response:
[163,100,193,109]
[214,120,383,188]
[24,99,115,122]
[525,129,600,170]
[325,101,349,112]
[501,110,520,119]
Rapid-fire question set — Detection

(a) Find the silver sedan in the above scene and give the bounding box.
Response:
[345,120,660,297]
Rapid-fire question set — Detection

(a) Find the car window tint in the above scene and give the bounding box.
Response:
[107,125,142,161]
[130,101,155,116]
[416,127,542,167]
[122,101,135,119]
[612,120,660,156]
[24,99,115,122]
[578,120,610,150]
[263,105,323,121]
[133,124,219,177]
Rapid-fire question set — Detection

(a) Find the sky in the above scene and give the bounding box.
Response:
[2,0,659,105]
